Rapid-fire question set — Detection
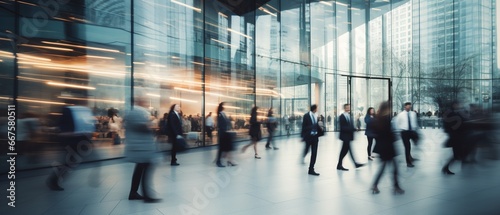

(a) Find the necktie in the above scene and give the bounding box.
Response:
[408,111,412,130]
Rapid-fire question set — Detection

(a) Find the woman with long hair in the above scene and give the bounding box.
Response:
[371,101,404,195]
[365,107,376,160]
[242,106,262,159]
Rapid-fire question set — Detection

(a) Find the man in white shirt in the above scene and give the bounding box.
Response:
[396,102,420,167]
[205,112,214,142]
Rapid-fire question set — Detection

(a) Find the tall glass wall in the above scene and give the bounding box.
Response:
[1,0,498,161]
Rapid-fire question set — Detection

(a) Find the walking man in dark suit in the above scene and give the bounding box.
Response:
[302,104,322,176]
[167,104,183,166]
[337,104,364,171]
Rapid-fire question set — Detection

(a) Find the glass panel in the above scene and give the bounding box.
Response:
[0,3,15,108]
[134,0,203,148]
[351,77,367,130]
[205,1,255,143]
[336,75,349,131]
[325,73,335,131]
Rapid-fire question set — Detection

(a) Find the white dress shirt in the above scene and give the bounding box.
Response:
[395,110,418,131]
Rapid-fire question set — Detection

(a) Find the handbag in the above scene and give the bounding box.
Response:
[317,125,325,137]
[174,137,188,152]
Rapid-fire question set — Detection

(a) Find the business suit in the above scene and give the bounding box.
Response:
[337,112,361,170]
[216,111,233,166]
[396,110,419,167]
[302,111,320,174]
[167,110,183,165]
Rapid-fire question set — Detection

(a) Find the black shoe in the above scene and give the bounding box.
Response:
[442,167,455,175]
[171,162,180,166]
[407,163,415,168]
[273,147,279,150]
[394,187,405,195]
[216,162,225,167]
[46,179,64,191]
[143,197,162,203]
[355,163,365,168]
[227,161,238,166]
[128,192,143,200]
[337,166,349,171]
[255,154,261,159]
[371,187,380,194]
[266,146,272,150]
[308,171,320,176]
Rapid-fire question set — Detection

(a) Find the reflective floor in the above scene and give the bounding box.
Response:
[2,129,500,215]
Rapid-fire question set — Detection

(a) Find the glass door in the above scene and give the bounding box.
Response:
[342,75,391,130]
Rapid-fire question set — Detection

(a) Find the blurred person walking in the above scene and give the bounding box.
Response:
[215,102,237,167]
[108,108,123,145]
[205,112,214,143]
[167,104,183,166]
[371,101,404,195]
[125,90,161,203]
[265,109,279,150]
[301,104,323,176]
[242,106,262,159]
[365,107,377,161]
[442,101,468,175]
[46,104,96,191]
[337,104,364,171]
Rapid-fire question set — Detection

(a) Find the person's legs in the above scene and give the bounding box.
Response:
[129,163,146,199]
[372,161,387,188]
[347,141,359,164]
[392,159,404,193]
[367,137,374,157]
[141,163,152,198]
[303,141,311,158]
[337,141,349,168]
[171,139,178,164]
[216,149,225,167]
[401,132,412,165]
[309,141,318,170]
[253,140,261,158]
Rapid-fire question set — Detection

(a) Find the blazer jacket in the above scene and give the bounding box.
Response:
[301,112,320,142]
[167,110,183,139]
[338,113,355,141]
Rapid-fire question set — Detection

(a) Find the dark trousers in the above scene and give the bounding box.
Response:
[367,137,374,157]
[304,140,318,170]
[265,131,275,147]
[171,139,178,163]
[205,126,213,138]
[216,149,223,164]
[337,140,356,167]
[130,162,152,197]
[401,131,415,164]
[373,159,399,187]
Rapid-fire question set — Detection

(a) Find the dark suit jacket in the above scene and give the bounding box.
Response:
[339,113,355,141]
[217,112,234,151]
[167,110,183,140]
[301,112,319,143]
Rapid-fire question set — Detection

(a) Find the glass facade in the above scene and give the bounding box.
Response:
[0,0,498,155]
